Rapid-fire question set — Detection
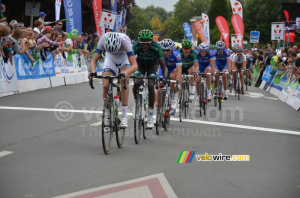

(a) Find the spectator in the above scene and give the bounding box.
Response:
[84,35,92,52]
[33,20,43,34]
[53,21,64,34]
[0,25,11,58]
[27,27,33,31]
[0,4,7,24]
[90,33,99,50]
[38,12,53,26]
[285,30,296,46]
[37,29,63,60]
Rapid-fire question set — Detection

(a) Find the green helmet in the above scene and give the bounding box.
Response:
[209,44,216,50]
[138,29,153,40]
[181,40,193,48]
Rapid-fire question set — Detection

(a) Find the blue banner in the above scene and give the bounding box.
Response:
[64,0,82,35]
[110,0,118,32]
[182,22,193,41]
[122,9,127,26]
[261,66,272,82]
[15,51,56,80]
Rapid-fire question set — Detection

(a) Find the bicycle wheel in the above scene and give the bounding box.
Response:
[179,86,184,122]
[199,83,204,117]
[237,75,240,100]
[164,95,171,132]
[102,98,113,154]
[156,91,164,135]
[116,100,125,148]
[184,87,189,119]
[203,85,207,115]
[245,72,248,91]
[218,82,222,111]
[134,95,142,144]
[143,96,148,139]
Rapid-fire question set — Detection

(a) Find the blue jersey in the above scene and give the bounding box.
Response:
[164,49,182,74]
[197,50,214,67]
[246,58,252,69]
[214,49,230,68]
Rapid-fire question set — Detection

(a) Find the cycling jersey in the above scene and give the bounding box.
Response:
[232,54,246,65]
[246,58,252,69]
[179,49,197,69]
[95,33,134,75]
[133,41,164,64]
[214,49,230,71]
[230,53,236,61]
[158,49,182,78]
[197,50,214,73]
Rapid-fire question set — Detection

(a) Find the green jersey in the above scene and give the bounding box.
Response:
[133,41,164,64]
[179,49,197,69]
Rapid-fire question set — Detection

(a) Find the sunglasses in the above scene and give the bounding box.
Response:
[163,50,171,52]
[237,53,242,56]
[140,41,151,44]
[200,49,208,52]
[217,49,224,51]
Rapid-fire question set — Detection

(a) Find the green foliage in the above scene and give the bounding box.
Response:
[208,0,230,30]
[127,6,152,40]
[144,5,172,23]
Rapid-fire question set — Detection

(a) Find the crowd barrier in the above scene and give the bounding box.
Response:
[0,51,103,97]
[257,64,300,111]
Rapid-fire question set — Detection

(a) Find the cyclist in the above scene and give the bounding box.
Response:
[157,38,182,115]
[89,32,138,129]
[132,29,167,129]
[195,43,215,106]
[179,39,198,100]
[231,48,246,94]
[214,41,231,100]
[245,54,253,86]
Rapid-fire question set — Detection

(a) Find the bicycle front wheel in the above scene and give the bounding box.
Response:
[102,98,113,154]
[237,75,240,100]
[200,83,204,117]
[218,82,222,111]
[134,96,142,144]
[156,91,164,135]
[164,95,171,132]
[179,86,184,122]
[184,87,189,119]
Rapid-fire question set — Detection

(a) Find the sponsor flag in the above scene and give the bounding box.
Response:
[215,16,230,49]
[64,0,82,34]
[92,0,102,36]
[202,13,210,45]
[110,0,117,32]
[182,22,193,41]
[194,20,207,44]
[231,14,244,47]
[283,10,290,24]
[230,0,243,19]
[55,0,62,21]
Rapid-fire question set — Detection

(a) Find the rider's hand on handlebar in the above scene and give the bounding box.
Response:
[89,72,97,79]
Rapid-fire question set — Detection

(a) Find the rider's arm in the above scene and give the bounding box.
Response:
[193,61,199,74]
[90,51,102,73]
[242,61,247,70]
[127,54,138,75]
[158,59,167,78]
[227,58,231,72]
[176,64,182,85]
[210,59,215,73]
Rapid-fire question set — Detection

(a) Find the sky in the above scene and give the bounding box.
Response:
[134,0,179,12]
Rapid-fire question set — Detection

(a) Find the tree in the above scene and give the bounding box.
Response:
[127,6,152,39]
[151,16,163,33]
[208,0,230,30]
[144,5,172,23]
[243,0,294,44]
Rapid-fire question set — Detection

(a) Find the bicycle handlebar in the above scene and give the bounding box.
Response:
[89,73,127,90]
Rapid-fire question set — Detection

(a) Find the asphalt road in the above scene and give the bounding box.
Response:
[0,81,299,198]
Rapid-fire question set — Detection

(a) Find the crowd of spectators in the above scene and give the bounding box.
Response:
[0,5,100,66]
[251,44,300,87]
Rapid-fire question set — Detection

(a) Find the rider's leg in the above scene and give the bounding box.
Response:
[120,67,130,120]
[205,67,212,100]
[188,66,194,93]
[170,70,177,109]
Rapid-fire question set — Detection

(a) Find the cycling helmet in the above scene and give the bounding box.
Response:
[216,41,225,49]
[104,32,122,53]
[138,29,153,40]
[245,54,250,59]
[237,48,244,53]
[198,43,209,50]
[160,38,175,50]
[181,39,193,48]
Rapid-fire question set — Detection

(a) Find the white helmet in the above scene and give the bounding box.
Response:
[160,38,175,50]
[198,43,209,50]
[216,41,225,49]
[104,32,122,53]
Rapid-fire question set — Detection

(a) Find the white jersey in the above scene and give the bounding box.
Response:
[96,32,133,56]
[232,54,246,64]
[230,53,236,61]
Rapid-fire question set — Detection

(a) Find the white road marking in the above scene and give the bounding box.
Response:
[170,117,300,136]
[0,151,13,158]
[1,106,299,136]
[91,122,102,126]
[54,173,177,198]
